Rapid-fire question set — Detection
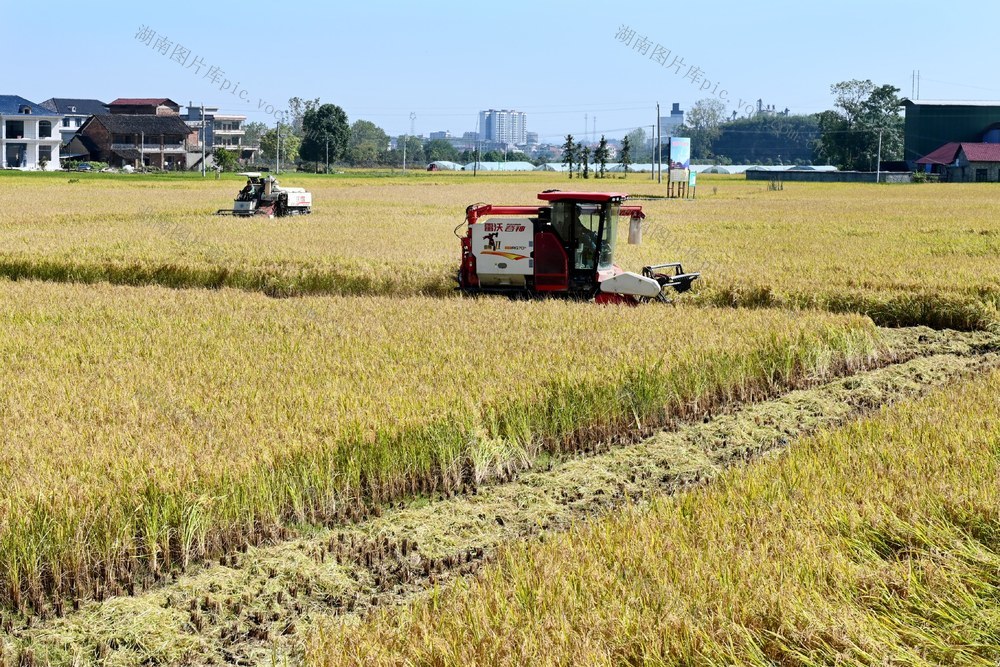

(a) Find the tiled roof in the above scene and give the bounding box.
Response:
[39,98,108,115]
[961,143,1000,162]
[916,142,960,165]
[0,95,61,116]
[917,142,1000,165]
[88,114,192,135]
[108,98,179,107]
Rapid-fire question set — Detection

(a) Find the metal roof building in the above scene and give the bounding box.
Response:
[901,99,1000,164]
[462,161,536,171]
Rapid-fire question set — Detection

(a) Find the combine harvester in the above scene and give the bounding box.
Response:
[457,191,698,304]
[216,172,312,217]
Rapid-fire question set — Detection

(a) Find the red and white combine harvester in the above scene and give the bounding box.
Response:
[457,191,698,304]
[216,172,312,218]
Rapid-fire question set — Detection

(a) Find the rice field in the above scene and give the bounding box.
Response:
[0,279,878,617]
[309,366,1000,666]
[2,172,1000,327]
[2,171,998,665]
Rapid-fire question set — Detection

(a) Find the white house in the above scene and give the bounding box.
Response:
[1,95,62,169]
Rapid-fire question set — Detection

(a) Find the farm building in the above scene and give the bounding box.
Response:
[76,114,195,170]
[462,161,536,171]
[902,99,1000,165]
[916,142,1000,182]
[0,95,62,169]
[426,160,464,171]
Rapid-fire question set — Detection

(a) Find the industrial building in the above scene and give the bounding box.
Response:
[902,99,1000,165]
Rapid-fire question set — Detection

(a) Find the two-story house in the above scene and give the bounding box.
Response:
[0,95,63,169]
[76,114,194,170]
[183,105,257,163]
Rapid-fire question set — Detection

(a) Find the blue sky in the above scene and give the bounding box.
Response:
[11,0,1000,143]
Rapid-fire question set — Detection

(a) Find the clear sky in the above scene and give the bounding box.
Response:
[11,0,1000,143]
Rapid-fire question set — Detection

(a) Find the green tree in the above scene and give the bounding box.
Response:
[625,128,649,163]
[619,135,632,178]
[387,136,425,167]
[683,98,727,159]
[300,104,350,165]
[242,121,268,149]
[816,80,903,171]
[347,119,389,166]
[425,139,459,163]
[580,145,591,179]
[259,126,300,167]
[595,135,609,178]
[561,134,576,179]
[287,96,320,136]
[712,114,819,164]
[212,147,239,172]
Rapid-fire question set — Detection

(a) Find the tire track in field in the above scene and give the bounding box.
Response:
[5,327,1000,667]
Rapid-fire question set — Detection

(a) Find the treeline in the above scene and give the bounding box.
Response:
[669,81,903,169]
[711,115,820,164]
[225,97,535,171]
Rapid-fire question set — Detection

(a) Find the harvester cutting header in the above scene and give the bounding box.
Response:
[457,191,698,304]
[216,172,312,217]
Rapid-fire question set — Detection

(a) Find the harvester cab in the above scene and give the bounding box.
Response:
[457,191,698,304]
[216,172,312,218]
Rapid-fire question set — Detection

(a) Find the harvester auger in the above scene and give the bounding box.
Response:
[216,172,312,218]
[456,191,699,304]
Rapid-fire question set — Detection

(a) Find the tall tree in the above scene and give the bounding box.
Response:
[424,139,460,163]
[287,97,320,136]
[347,119,389,166]
[595,135,609,178]
[561,134,576,179]
[816,80,903,170]
[619,135,632,178]
[259,126,300,166]
[388,135,425,167]
[684,98,727,159]
[625,127,649,163]
[212,147,239,172]
[300,104,350,165]
[580,145,591,179]
[242,121,268,149]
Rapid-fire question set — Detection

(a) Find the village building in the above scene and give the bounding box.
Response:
[0,95,62,169]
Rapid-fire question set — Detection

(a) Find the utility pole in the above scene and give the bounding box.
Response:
[650,124,655,180]
[140,131,144,170]
[876,129,883,183]
[325,138,329,174]
[201,103,206,177]
[656,103,661,184]
[402,134,407,173]
[275,118,280,174]
[473,113,479,177]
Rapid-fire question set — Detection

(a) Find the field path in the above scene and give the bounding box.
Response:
[6,327,1000,667]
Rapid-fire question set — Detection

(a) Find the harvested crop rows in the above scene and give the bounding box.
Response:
[4,327,998,665]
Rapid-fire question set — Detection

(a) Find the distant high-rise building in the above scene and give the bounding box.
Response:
[429,130,451,141]
[479,109,527,145]
[525,131,539,145]
[659,102,685,137]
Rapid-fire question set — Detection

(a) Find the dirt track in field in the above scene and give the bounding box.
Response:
[5,327,1000,667]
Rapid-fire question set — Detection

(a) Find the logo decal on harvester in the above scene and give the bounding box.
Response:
[481,251,529,261]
